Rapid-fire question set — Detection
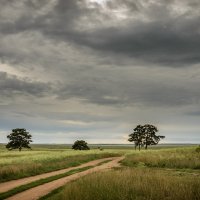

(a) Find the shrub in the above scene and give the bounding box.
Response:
[72,140,90,150]
[196,145,200,153]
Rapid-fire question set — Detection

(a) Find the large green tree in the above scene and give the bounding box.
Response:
[6,128,32,151]
[128,124,165,150]
[72,140,90,150]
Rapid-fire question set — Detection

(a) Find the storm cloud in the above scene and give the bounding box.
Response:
[0,0,199,143]
[0,72,51,98]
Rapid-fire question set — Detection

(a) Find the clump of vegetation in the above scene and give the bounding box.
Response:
[98,147,103,151]
[72,140,90,150]
[6,129,32,151]
[196,145,200,153]
[43,168,200,200]
[128,124,165,150]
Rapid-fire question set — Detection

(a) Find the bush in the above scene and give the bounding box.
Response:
[72,140,90,150]
[196,145,200,153]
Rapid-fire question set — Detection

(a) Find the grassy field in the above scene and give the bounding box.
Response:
[0,144,199,200]
[122,147,200,169]
[40,146,200,200]
[43,168,200,200]
[0,145,125,182]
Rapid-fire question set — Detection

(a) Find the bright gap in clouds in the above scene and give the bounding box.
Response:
[89,0,107,4]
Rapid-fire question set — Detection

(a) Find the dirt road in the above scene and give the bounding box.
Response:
[0,157,117,193]
[6,156,124,200]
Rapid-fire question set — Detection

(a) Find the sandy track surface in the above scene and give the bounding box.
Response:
[0,157,117,193]
[6,156,124,200]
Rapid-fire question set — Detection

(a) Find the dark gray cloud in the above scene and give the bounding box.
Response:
[1,0,200,66]
[187,111,200,116]
[55,67,200,107]
[0,72,51,98]
[77,20,200,66]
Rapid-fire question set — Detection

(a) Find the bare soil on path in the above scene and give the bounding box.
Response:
[0,157,117,193]
[6,156,124,200]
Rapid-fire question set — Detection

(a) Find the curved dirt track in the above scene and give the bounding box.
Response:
[6,156,124,200]
[0,157,117,193]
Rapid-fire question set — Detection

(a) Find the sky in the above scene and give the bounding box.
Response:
[0,0,200,144]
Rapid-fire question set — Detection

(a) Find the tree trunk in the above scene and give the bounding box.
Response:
[139,144,141,151]
[145,138,148,149]
[19,147,22,151]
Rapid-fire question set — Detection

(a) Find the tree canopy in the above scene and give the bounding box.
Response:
[72,140,90,150]
[6,128,32,151]
[128,125,144,150]
[128,124,165,150]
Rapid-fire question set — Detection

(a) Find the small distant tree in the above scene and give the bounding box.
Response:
[128,125,144,151]
[72,140,90,150]
[128,124,165,150]
[6,128,32,151]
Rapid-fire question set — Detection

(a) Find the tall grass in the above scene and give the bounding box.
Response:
[122,147,200,169]
[42,147,200,200]
[43,168,200,200]
[0,150,120,182]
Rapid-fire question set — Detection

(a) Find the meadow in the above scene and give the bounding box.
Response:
[0,144,124,182]
[40,145,200,200]
[44,168,200,200]
[122,147,200,169]
[0,144,199,200]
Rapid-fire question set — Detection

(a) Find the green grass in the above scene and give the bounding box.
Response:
[0,149,121,183]
[1,144,199,200]
[0,159,112,200]
[40,146,200,200]
[41,168,200,200]
[121,147,200,169]
[0,166,91,200]
[39,185,66,200]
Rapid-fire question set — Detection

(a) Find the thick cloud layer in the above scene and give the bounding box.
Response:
[0,0,199,143]
[1,0,200,66]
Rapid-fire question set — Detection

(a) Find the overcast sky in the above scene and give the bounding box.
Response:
[0,0,200,144]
